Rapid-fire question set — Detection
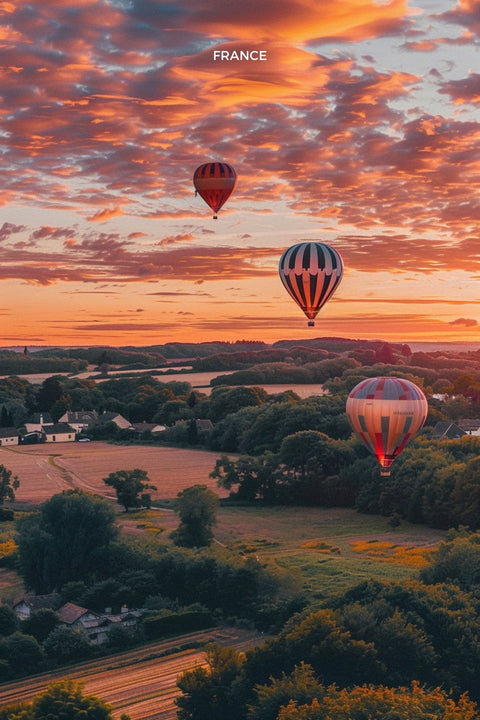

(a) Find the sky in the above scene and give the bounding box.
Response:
[1,0,480,347]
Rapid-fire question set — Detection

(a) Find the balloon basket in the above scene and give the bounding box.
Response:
[308,321,315,327]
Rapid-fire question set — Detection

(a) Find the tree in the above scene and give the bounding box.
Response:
[0,631,43,676]
[35,376,63,411]
[420,531,480,591]
[452,456,480,529]
[16,490,118,592]
[28,680,115,719]
[103,468,157,512]
[172,485,219,547]
[43,626,91,665]
[249,663,324,720]
[211,453,281,503]
[0,464,19,506]
[22,609,58,643]
[276,681,478,720]
[177,643,245,720]
[0,605,18,636]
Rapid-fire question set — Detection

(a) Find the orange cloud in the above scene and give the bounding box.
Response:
[87,206,124,222]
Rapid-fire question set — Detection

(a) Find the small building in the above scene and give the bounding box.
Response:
[58,410,98,433]
[98,411,132,429]
[24,413,53,434]
[13,593,62,620]
[43,423,76,443]
[130,421,166,437]
[57,602,141,645]
[0,427,19,446]
[431,421,466,440]
[457,418,480,436]
[57,602,104,642]
[196,419,213,432]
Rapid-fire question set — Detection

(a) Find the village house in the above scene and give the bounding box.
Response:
[58,410,98,433]
[13,595,141,645]
[195,419,213,432]
[431,421,466,440]
[457,418,480,436]
[12,593,62,619]
[97,411,132,429]
[24,413,53,434]
[130,421,167,437]
[0,427,19,446]
[42,422,76,443]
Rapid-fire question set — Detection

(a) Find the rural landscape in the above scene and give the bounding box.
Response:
[1,338,480,718]
[3,0,480,717]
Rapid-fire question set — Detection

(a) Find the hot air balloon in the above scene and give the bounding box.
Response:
[193,162,237,218]
[346,376,428,476]
[278,241,343,326]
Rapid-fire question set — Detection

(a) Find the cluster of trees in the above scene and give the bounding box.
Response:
[176,558,480,719]
[0,488,303,680]
[4,340,480,445]
[210,431,480,530]
[0,373,194,428]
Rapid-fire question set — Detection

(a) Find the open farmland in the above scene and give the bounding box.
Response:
[0,442,229,505]
[0,627,265,720]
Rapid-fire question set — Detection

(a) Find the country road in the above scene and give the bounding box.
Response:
[0,627,266,719]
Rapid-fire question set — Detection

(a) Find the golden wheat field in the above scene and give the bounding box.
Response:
[0,628,265,720]
[0,442,229,505]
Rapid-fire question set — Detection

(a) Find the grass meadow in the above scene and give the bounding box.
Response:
[117,504,445,604]
[0,441,446,607]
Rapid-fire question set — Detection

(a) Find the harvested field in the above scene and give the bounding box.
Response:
[0,627,265,719]
[0,442,229,505]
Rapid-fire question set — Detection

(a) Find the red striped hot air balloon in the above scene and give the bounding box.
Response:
[278,241,343,326]
[346,376,428,476]
[193,162,237,218]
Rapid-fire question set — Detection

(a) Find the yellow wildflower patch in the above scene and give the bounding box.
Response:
[0,539,16,557]
[349,539,437,567]
[302,540,341,554]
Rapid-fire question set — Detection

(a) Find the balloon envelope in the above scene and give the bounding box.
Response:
[193,162,237,217]
[278,242,343,326]
[346,376,428,475]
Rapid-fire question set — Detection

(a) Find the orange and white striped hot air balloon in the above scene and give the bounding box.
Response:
[346,376,428,476]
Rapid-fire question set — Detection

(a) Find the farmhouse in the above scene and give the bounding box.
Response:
[58,410,98,433]
[42,422,76,443]
[13,595,141,645]
[130,421,167,437]
[97,411,132,429]
[0,427,19,446]
[457,418,480,435]
[431,421,466,440]
[24,412,53,433]
[13,593,62,619]
[57,603,141,644]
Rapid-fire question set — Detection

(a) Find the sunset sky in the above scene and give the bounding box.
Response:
[1,0,480,347]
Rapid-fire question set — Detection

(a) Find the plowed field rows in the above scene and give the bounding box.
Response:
[0,442,229,504]
[0,628,265,719]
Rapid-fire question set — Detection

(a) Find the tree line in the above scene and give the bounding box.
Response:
[0,487,302,681]
[176,528,480,719]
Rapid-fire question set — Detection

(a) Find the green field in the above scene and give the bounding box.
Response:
[1,504,446,607]
[118,504,446,604]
